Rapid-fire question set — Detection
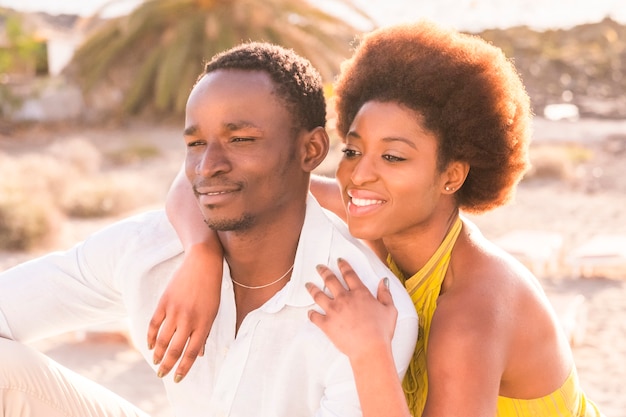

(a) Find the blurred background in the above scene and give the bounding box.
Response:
[0,1,625,416]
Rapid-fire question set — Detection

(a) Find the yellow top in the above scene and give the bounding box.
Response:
[388,216,603,417]
[496,367,604,416]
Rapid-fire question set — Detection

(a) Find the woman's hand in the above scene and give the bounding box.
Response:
[147,242,223,382]
[306,258,398,361]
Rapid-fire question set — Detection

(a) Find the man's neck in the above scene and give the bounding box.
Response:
[220,208,304,276]
[219,204,306,331]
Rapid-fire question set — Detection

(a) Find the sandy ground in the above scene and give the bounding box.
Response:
[1,116,626,416]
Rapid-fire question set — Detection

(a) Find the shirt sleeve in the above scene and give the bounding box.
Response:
[0,214,149,343]
[392,314,419,379]
[312,314,418,417]
[321,275,418,416]
[315,353,363,417]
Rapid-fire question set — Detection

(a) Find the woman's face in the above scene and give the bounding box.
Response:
[335,100,448,241]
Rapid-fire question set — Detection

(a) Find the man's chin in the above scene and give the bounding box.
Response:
[203,214,254,232]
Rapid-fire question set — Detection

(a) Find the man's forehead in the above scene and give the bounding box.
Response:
[183,120,264,137]
[184,70,290,131]
[186,70,279,110]
[198,69,276,92]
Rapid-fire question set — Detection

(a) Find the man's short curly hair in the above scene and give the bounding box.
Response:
[334,21,532,213]
[203,42,326,132]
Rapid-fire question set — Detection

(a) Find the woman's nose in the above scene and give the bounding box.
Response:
[349,156,378,185]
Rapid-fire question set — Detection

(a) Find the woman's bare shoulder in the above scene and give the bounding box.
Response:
[439,221,549,326]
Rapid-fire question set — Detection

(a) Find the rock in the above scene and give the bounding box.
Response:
[472,17,626,119]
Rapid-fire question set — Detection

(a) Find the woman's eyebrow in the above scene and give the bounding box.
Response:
[382,136,417,149]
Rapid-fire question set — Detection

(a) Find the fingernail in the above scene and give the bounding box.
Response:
[316,264,325,271]
[174,374,183,383]
[157,371,164,378]
[337,257,345,263]
[154,358,161,365]
[147,343,154,350]
[383,277,389,288]
[304,282,311,290]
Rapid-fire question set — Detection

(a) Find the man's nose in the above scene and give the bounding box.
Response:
[195,142,231,177]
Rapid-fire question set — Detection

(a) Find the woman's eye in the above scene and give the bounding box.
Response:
[383,154,406,162]
[341,148,360,158]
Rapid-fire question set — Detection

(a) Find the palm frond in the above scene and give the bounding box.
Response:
[69,0,372,118]
[121,45,163,113]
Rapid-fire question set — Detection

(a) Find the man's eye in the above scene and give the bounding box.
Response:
[231,137,254,143]
[187,140,205,147]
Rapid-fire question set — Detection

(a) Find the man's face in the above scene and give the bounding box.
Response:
[183,69,306,232]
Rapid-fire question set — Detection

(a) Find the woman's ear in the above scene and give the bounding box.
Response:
[442,160,470,193]
[300,127,330,173]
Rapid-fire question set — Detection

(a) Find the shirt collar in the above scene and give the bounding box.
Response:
[221,193,338,313]
[263,193,336,311]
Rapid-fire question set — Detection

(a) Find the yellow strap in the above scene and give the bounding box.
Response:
[388,215,463,416]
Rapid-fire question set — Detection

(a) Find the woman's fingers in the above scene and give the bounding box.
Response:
[377,277,395,307]
[309,258,373,307]
[305,281,332,311]
[151,319,177,368]
[306,260,397,358]
[155,327,189,378]
[170,326,211,382]
[336,258,368,291]
[147,304,166,350]
[315,263,348,295]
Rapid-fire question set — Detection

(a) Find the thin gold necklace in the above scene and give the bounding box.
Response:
[231,264,294,290]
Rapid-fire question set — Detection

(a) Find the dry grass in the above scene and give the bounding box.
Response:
[60,173,151,218]
[0,188,58,250]
[0,138,161,250]
[105,143,161,166]
[524,143,593,182]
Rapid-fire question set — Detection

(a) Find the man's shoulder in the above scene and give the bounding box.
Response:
[309,201,380,262]
[94,208,171,236]
[82,209,182,256]
[313,202,416,319]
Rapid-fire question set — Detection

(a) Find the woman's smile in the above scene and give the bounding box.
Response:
[346,189,387,216]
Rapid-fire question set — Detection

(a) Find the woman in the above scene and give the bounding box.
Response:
[149,21,603,417]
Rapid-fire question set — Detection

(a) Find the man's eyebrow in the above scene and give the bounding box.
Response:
[225,121,263,132]
[183,125,198,136]
[184,122,263,136]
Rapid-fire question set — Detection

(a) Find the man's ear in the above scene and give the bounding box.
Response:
[442,160,470,194]
[300,127,330,173]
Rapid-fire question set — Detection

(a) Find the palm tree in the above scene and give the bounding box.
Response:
[69,0,372,117]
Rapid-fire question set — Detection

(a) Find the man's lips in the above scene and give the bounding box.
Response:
[193,183,241,196]
[194,189,237,196]
[193,184,241,205]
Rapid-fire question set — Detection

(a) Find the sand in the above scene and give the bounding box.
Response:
[1,117,625,416]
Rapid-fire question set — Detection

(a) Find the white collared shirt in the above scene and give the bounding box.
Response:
[0,194,418,417]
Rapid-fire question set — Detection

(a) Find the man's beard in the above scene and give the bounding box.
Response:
[203,213,254,232]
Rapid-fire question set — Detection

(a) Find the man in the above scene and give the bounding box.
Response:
[0,42,418,417]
